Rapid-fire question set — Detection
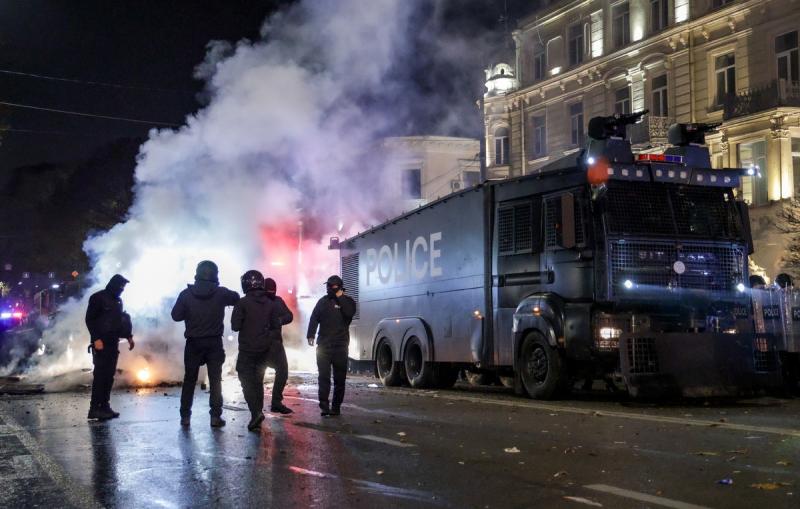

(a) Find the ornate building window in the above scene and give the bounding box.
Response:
[569,102,584,146]
[714,53,736,108]
[615,86,631,114]
[739,141,768,206]
[494,127,510,165]
[650,0,669,33]
[776,31,799,85]
[612,2,630,49]
[651,74,669,116]
[568,23,584,67]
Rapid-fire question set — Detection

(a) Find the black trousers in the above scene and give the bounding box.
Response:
[180,337,225,418]
[90,347,119,410]
[236,342,289,418]
[316,345,348,409]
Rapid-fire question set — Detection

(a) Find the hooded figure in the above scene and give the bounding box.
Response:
[306,275,356,416]
[85,274,134,420]
[231,271,292,430]
[171,260,239,427]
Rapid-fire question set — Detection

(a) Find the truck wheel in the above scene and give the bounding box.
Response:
[376,339,405,387]
[404,337,436,388]
[434,364,459,389]
[519,332,567,400]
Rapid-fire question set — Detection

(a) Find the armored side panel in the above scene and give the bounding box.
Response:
[341,188,488,364]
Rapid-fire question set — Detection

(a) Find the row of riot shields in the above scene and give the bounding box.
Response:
[751,286,800,355]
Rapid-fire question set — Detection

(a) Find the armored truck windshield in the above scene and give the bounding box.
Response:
[604,181,743,240]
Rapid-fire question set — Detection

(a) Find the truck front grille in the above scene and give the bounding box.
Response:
[627,337,659,374]
[610,241,743,296]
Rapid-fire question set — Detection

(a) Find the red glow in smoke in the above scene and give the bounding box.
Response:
[259,222,303,313]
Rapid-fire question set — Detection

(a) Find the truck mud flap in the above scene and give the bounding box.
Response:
[618,333,782,398]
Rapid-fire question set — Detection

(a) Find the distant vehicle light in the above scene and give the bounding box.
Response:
[0,312,11,319]
[623,279,634,290]
[51,284,60,289]
[736,283,746,292]
[586,156,596,165]
[746,167,755,176]
[722,328,738,335]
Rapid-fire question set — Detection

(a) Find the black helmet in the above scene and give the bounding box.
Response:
[325,275,344,288]
[776,273,794,289]
[749,275,766,288]
[195,260,219,283]
[241,270,265,293]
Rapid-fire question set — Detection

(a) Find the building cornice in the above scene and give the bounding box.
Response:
[507,0,764,104]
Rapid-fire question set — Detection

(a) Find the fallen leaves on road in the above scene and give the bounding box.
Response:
[504,447,521,453]
[776,460,792,466]
[694,451,719,457]
[376,470,384,475]
[717,478,734,485]
[750,483,781,490]
[396,432,406,437]
[726,449,748,454]
[553,470,569,478]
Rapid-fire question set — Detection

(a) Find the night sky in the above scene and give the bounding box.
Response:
[0,0,533,172]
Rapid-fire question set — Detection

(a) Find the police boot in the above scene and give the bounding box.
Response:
[247,414,265,432]
[180,416,191,427]
[270,403,293,415]
[319,401,330,416]
[329,405,341,417]
[88,407,114,421]
[103,405,121,418]
[210,416,226,428]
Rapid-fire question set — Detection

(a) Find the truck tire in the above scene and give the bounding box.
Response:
[376,339,405,387]
[519,331,567,400]
[433,364,459,389]
[404,336,436,388]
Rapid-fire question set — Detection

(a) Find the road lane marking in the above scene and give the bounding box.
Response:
[564,496,603,507]
[585,484,711,509]
[291,420,416,448]
[384,389,800,438]
[356,434,416,448]
[288,465,443,504]
[0,407,102,509]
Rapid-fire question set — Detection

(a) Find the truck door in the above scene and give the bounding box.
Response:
[494,196,544,365]
[542,189,592,299]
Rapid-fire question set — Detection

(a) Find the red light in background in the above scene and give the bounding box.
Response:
[12,312,23,319]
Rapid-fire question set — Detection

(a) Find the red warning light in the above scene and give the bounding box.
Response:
[587,157,610,185]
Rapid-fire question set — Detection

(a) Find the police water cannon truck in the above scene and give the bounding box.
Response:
[338,112,781,398]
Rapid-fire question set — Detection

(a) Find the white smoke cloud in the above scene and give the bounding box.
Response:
[21,0,423,388]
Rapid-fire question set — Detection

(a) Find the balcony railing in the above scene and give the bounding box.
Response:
[723,79,800,120]
[628,115,672,145]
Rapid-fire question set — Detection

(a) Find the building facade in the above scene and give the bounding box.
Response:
[483,0,800,275]
[380,136,481,209]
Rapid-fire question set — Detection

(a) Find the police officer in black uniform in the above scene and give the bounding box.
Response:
[171,261,239,428]
[263,277,294,414]
[86,274,134,420]
[231,270,283,431]
[306,275,356,416]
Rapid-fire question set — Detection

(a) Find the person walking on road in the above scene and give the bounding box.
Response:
[231,270,282,431]
[263,277,294,415]
[86,274,134,421]
[306,275,356,416]
[171,260,239,428]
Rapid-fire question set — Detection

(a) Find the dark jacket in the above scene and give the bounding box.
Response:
[231,290,283,353]
[85,290,131,348]
[171,280,239,339]
[306,294,356,347]
[267,295,293,343]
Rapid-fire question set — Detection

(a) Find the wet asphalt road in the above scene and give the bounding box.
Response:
[0,374,798,509]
